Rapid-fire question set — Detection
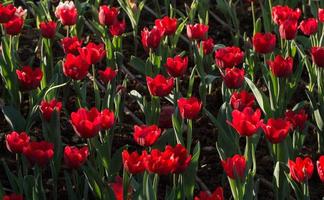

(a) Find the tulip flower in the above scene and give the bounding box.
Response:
[155,16,177,36]
[164,55,188,77]
[100,108,115,130]
[109,19,126,36]
[2,193,23,200]
[319,8,324,23]
[262,118,291,144]
[133,124,161,146]
[141,27,164,50]
[39,99,62,121]
[64,146,89,169]
[61,36,83,55]
[4,16,24,35]
[158,105,174,129]
[0,4,16,23]
[177,97,202,119]
[288,157,314,183]
[22,141,54,167]
[194,187,224,200]
[271,5,301,25]
[63,54,90,80]
[279,19,298,40]
[230,90,255,111]
[98,67,117,84]
[221,154,246,180]
[252,32,276,54]
[267,55,293,77]
[98,5,119,26]
[146,74,174,97]
[168,144,192,173]
[199,37,215,55]
[5,131,30,153]
[16,66,43,91]
[227,107,263,137]
[285,109,308,130]
[223,67,245,89]
[70,107,102,138]
[317,155,324,182]
[78,42,106,65]
[39,21,57,39]
[299,18,318,36]
[311,47,324,68]
[215,46,244,69]
[122,150,146,174]
[186,23,209,40]
[55,1,78,26]
[110,176,132,200]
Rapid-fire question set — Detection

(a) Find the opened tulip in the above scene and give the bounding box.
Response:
[158,105,174,129]
[61,36,82,55]
[177,97,202,119]
[223,67,245,89]
[215,46,244,68]
[141,27,163,50]
[288,157,314,183]
[285,109,308,130]
[2,193,23,200]
[146,74,174,97]
[311,47,324,68]
[227,107,263,137]
[221,154,246,180]
[6,131,30,153]
[98,67,117,84]
[317,155,324,182]
[122,150,145,174]
[78,42,106,65]
[272,5,301,25]
[319,9,324,23]
[70,108,102,138]
[168,144,191,173]
[22,141,54,167]
[186,23,209,40]
[40,99,62,121]
[252,32,276,54]
[39,21,57,39]
[268,55,293,77]
[279,19,298,40]
[164,55,188,77]
[63,54,90,80]
[199,37,214,55]
[194,187,224,200]
[230,90,255,111]
[98,5,119,26]
[0,4,16,23]
[155,16,177,36]
[4,16,24,35]
[262,118,291,144]
[55,1,78,26]
[100,108,115,130]
[109,19,126,36]
[16,66,43,91]
[299,18,318,36]
[133,124,161,146]
[64,146,89,169]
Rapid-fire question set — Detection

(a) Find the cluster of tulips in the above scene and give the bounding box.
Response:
[0,0,324,200]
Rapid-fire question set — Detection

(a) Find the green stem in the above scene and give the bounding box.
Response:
[187,119,193,153]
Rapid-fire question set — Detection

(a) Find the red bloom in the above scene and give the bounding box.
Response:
[5,131,30,153]
[272,5,301,25]
[223,67,245,89]
[194,187,224,200]
[146,74,174,97]
[110,176,132,200]
[158,105,174,129]
[227,107,263,137]
[141,27,164,50]
[122,150,145,174]
[63,54,90,80]
[64,146,89,169]
[285,109,308,130]
[16,66,43,91]
[230,90,255,111]
[3,193,23,200]
[186,23,209,40]
[70,108,102,138]
[155,16,177,36]
[109,19,126,36]
[4,16,24,35]
[288,157,314,183]
[299,18,318,36]
[221,154,246,180]
[215,46,244,69]
[177,97,202,119]
[40,99,62,121]
[98,67,117,84]
[22,141,54,167]
[199,38,215,55]
[98,5,119,26]
[262,118,291,144]
[311,47,324,68]
[78,42,105,65]
[252,32,276,54]
[39,21,57,39]
[164,55,188,77]
[0,4,16,23]
[317,155,324,182]
[55,1,78,26]
[319,8,324,23]
[61,36,82,55]
[168,144,191,173]
[268,55,293,77]
[133,124,161,146]
[100,108,115,130]
[279,19,298,40]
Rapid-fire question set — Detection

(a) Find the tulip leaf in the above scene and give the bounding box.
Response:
[129,56,146,75]
[23,175,36,200]
[64,171,78,200]
[2,106,26,131]
[108,146,124,180]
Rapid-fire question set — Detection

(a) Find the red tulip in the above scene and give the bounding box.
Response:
[2,193,23,200]
[194,187,224,200]
[5,131,30,153]
[61,36,83,55]
[100,108,115,130]
[133,124,161,146]
[39,21,57,39]
[55,1,78,26]
[168,144,191,173]
[70,107,102,138]
[299,18,318,36]
[317,155,324,182]
[252,32,276,54]
[262,118,291,144]
[268,55,293,77]
[215,46,244,69]
[40,99,62,121]
[285,109,308,130]
[319,9,324,23]
[146,74,174,97]
[4,16,24,35]
[0,4,16,23]
[223,67,245,89]
[158,105,174,129]
[110,176,132,200]
[177,97,202,119]
[64,146,89,169]
[98,5,119,26]
[109,19,126,36]
[141,27,164,50]
[122,150,145,174]
[311,47,324,68]
[221,154,246,180]
[164,55,188,77]
[186,23,209,40]
[199,38,215,55]
[98,67,117,84]
[78,42,105,65]
[16,66,43,91]
[272,5,301,25]
[155,16,177,36]
[227,107,263,137]
[288,157,314,183]
[63,54,90,80]
[230,90,255,111]
[279,19,298,40]
[22,141,54,167]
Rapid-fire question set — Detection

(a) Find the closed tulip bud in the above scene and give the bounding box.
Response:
[262,118,291,144]
[164,55,188,77]
[4,16,24,35]
[146,74,174,97]
[317,155,324,182]
[109,19,126,36]
[2,193,24,200]
[194,187,224,200]
[110,176,133,200]
[39,21,57,39]
[98,5,119,26]
[215,46,244,69]
[252,32,276,54]
[63,54,90,80]
[311,47,324,68]
[6,131,30,153]
[230,90,255,111]
[319,9,324,23]
[141,27,164,50]
[40,99,62,121]
[223,67,245,89]
[288,157,314,183]
[61,36,82,55]
[16,66,43,91]
[268,55,293,77]
[122,150,145,174]
[299,18,318,36]
[70,108,102,138]
[0,4,16,23]
[98,67,117,84]
[279,19,298,40]
[64,146,89,169]
[221,154,246,180]
[186,23,209,40]
[199,37,215,55]
[133,125,161,146]
[78,42,105,65]
[155,16,177,36]
[55,1,78,26]
[158,105,174,129]
[22,141,54,167]
[100,108,115,130]
[177,97,202,119]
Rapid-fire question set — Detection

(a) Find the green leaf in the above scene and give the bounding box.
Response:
[2,106,26,131]
[129,56,146,75]
[108,146,124,180]
[64,171,78,200]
